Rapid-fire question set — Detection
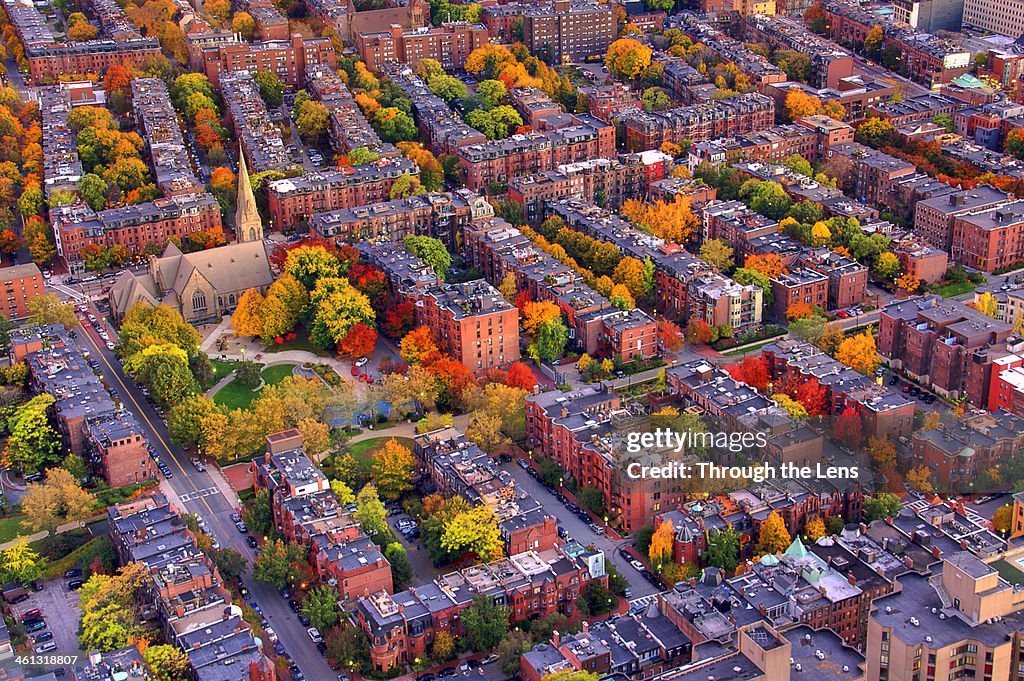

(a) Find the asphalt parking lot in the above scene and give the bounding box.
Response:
[12,580,84,674]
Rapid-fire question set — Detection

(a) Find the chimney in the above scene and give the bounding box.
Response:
[582,620,589,633]
[552,630,560,646]
[847,572,857,586]
[931,545,941,559]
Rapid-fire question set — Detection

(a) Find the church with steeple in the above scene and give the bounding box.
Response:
[234,150,263,244]
[107,151,274,323]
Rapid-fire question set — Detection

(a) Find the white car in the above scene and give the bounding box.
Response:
[106,342,116,350]
[354,357,369,367]
[265,627,278,643]
[630,560,645,571]
[307,627,323,644]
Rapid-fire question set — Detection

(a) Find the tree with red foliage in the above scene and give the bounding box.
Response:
[795,379,829,416]
[0,228,22,255]
[686,319,713,345]
[338,322,377,358]
[514,291,532,313]
[832,407,862,447]
[727,355,771,392]
[269,237,340,270]
[382,300,415,338]
[504,362,537,391]
[658,320,684,351]
[348,263,388,301]
[428,356,477,408]
[337,244,361,272]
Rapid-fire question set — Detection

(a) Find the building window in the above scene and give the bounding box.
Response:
[192,290,207,312]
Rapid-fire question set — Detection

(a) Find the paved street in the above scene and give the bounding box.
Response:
[74,305,337,681]
[499,462,661,598]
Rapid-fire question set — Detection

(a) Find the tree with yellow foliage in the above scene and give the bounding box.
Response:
[231,288,265,337]
[975,291,1000,319]
[835,329,879,375]
[609,283,635,310]
[605,38,653,81]
[993,505,1013,535]
[649,519,674,570]
[521,300,562,336]
[620,196,699,244]
[866,435,896,468]
[372,438,416,500]
[905,465,934,495]
[810,221,831,247]
[755,511,791,556]
[613,257,650,298]
[823,100,846,121]
[804,516,826,542]
[772,393,808,420]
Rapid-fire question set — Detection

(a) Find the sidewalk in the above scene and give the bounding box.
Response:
[347,413,471,444]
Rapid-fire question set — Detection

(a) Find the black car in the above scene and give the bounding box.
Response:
[67,579,84,590]
[274,643,286,656]
[289,599,301,613]
[465,659,481,669]
[53,669,65,678]
[316,641,327,655]
[246,536,258,548]
[417,674,436,681]
[888,375,899,385]
[298,614,311,627]
[438,668,458,678]
[33,632,53,643]
[497,453,512,463]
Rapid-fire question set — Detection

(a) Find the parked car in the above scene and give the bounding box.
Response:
[24,619,46,633]
[235,521,247,533]
[517,458,529,469]
[67,579,84,590]
[888,375,899,385]
[589,523,605,536]
[265,627,278,643]
[246,536,258,548]
[354,357,369,367]
[34,641,56,653]
[230,512,242,523]
[289,599,301,613]
[21,608,41,620]
[191,458,205,472]
[630,560,645,571]
[33,632,53,643]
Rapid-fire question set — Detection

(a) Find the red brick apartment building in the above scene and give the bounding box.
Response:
[521,0,614,63]
[201,35,336,87]
[913,409,1024,489]
[879,295,1014,402]
[794,114,855,156]
[508,87,562,129]
[309,191,493,247]
[85,410,155,487]
[417,281,521,373]
[248,2,290,40]
[251,429,395,599]
[362,241,521,372]
[581,83,641,121]
[0,263,43,321]
[266,159,420,230]
[615,94,775,152]
[687,272,763,332]
[702,200,779,258]
[357,544,604,672]
[414,426,557,554]
[27,39,162,84]
[891,237,949,284]
[50,193,222,270]
[951,200,1024,272]
[822,143,916,207]
[913,185,1010,252]
[508,153,672,225]
[799,248,868,311]
[357,22,487,72]
[770,269,829,321]
[456,115,615,191]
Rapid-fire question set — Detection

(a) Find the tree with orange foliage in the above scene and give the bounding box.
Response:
[786,301,815,321]
[784,88,822,120]
[338,322,377,358]
[686,318,713,345]
[521,300,562,336]
[620,196,699,244]
[658,320,684,351]
[896,273,920,293]
[0,228,21,255]
[428,356,477,409]
[744,253,788,279]
[727,355,771,392]
[649,519,674,570]
[103,64,135,96]
[400,326,440,365]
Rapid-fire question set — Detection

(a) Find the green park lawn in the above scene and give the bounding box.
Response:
[213,363,297,410]
[930,281,976,298]
[324,436,416,481]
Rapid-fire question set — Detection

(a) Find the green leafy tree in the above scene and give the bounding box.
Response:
[864,493,901,521]
[427,73,467,101]
[210,547,247,582]
[705,527,740,574]
[252,539,304,588]
[461,595,510,651]
[5,393,60,473]
[404,235,451,280]
[296,100,330,140]
[301,584,341,631]
[384,542,413,588]
[354,484,389,544]
[855,117,896,148]
[497,630,532,676]
[124,343,199,407]
[529,318,568,362]
[255,71,285,108]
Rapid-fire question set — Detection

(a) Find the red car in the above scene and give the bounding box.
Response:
[350,366,359,376]
[836,310,850,319]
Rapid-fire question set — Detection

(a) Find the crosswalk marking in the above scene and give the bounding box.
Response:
[629,593,661,609]
[179,487,221,502]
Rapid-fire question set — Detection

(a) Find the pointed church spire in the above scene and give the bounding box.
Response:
[234,148,263,243]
